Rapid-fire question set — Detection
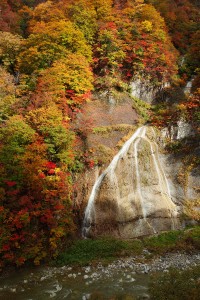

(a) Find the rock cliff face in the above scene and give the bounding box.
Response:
[75,95,199,239]
[82,126,180,238]
[131,80,157,104]
[130,80,169,104]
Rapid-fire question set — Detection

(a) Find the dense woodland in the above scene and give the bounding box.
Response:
[0,0,199,268]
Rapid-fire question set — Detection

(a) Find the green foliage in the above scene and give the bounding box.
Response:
[0,115,35,182]
[0,115,35,146]
[67,0,98,44]
[131,96,151,122]
[143,226,200,254]
[149,266,200,300]
[143,230,182,253]
[182,226,200,246]
[56,226,200,266]
[165,140,183,153]
[26,105,75,166]
[41,124,75,164]
[93,124,134,134]
[56,238,143,266]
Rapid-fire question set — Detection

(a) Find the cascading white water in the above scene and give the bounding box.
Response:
[82,126,177,238]
[133,128,157,234]
[82,126,144,237]
[82,172,106,237]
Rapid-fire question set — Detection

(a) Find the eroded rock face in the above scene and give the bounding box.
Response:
[75,95,199,239]
[161,119,194,141]
[131,80,156,104]
[82,126,181,238]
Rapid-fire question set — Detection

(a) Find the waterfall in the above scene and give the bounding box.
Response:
[82,126,144,237]
[82,126,178,238]
[183,79,193,94]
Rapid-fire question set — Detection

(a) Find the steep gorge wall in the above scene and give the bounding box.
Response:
[82,126,180,238]
[74,95,199,238]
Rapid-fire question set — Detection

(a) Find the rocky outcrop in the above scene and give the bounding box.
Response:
[73,96,139,229]
[131,80,157,104]
[82,126,181,238]
[161,119,194,140]
[74,95,199,239]
[130,80,169,104]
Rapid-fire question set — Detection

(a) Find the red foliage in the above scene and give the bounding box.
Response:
[48,169,55,175]
[38,172,46,179]
[45,162,57,169]
[2,244,10,251]
[4,180,16,187]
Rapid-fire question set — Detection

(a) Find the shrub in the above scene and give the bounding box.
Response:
[149,266,200,300]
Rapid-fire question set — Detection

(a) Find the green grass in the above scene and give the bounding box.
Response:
[143,230,182,253]
[56,238,143,266]
[56,226,200,266]
[143,226,200,254]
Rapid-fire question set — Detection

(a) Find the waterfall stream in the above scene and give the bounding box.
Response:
[82,126,177,238]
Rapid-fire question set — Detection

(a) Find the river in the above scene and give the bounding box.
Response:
[1,251,200,299]
[0,263,149,299]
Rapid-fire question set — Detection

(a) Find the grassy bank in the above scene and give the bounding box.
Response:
[56,226,200,266]
[149,265,200,300]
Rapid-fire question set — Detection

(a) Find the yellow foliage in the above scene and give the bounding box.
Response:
[25,104,63,131]
[19,20,92,74]
[184,199,200,221]
[141,20,153,32]
[0,31,22,69]
[38,54,94,99]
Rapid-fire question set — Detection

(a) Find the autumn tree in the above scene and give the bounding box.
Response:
[146,0,200,53]
[120,3,178,84]
[0,0,20,32]
[0,113,76,267]
[93,20,126,91]
[0,67,18,121]
[66,0,98,44]
[18,20,92,74]
[0,31,22,73]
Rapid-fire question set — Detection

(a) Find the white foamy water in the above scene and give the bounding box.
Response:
[82,126,144,236]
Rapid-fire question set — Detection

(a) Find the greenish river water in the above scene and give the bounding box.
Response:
[0,265,149,300]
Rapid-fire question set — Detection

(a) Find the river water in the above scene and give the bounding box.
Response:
[0,264,149,300]
[1,251,200,299]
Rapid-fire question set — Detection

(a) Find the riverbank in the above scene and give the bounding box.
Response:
[0,226,200,300]
[1,225,199,275]
[56,226,200,266]
[0,250,199,299]
[0,226,199,299]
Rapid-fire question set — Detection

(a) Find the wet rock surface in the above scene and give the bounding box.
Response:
[83,126,180,238]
